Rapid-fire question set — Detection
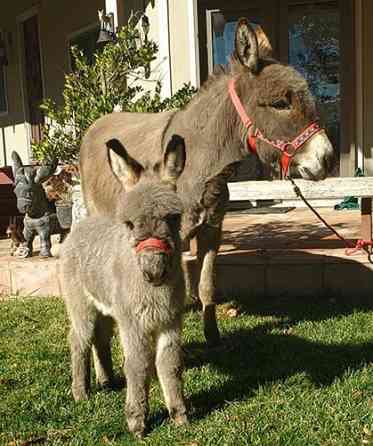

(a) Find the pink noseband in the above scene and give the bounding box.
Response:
[135,238,172,255]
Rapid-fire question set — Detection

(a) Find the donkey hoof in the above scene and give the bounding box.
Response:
[127,420,146,439]
[173,413,189,426]
[72,386,89,401]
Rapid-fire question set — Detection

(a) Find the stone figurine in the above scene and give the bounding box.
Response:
[11,151,65,258]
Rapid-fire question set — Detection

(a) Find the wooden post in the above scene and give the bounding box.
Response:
[361,197,372,252]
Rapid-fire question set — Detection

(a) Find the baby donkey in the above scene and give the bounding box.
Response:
[60,135,188,438]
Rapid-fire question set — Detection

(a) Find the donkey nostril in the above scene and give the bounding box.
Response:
[144,271,153,283]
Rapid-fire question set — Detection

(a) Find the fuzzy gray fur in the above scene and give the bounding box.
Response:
[60,136,188,438]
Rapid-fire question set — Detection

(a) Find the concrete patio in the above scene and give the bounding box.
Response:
[0,206,372,299]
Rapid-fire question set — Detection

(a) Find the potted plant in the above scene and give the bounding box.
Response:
[43,165,75,228]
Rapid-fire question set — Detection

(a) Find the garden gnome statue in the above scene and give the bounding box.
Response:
[11,151,58,257]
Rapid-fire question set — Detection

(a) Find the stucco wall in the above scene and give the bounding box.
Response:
[118,0,193,96]
[169,0,193,92]
[0,0,104,166]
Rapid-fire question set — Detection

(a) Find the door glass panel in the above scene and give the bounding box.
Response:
[210,11,261,72]
[288,1,340,174]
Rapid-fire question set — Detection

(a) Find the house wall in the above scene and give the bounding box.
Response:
[117,0,193,96]
[0,0,104,166]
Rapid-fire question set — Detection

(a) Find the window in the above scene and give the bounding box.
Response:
[68,25,100,70]
[0,30,8,114]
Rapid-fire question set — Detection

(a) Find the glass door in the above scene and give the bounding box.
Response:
[288,1,341,175]
[198,0,353,177]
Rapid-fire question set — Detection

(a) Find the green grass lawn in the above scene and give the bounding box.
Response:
[1,295,373,446]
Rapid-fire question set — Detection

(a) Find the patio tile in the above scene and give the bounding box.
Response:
[10,258,61,297]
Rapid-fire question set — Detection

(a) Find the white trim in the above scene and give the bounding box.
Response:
[355,0,364,171]
[158,0,172,98]
[187,0,200,88]
[206,9,220,75]
[105,0,118,30]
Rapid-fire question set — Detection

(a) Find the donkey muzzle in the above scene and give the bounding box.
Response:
[136,238,173,286]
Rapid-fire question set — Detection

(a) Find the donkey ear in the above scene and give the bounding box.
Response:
[161,135,186,186]
[11,151,23,176]
[234,18,259,74]
[106,138,144,190]
[256,24,273,59]
[35,158,58,183]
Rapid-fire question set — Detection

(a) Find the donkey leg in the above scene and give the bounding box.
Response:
[92,314,115,389]
[196,223,223,346]
[155,323,187,426]
[69,326,93,401]
[120,329,153,438]
[65,296,97,401]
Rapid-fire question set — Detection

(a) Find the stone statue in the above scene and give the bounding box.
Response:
[11,151,64,258]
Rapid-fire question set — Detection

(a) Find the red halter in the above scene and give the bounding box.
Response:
[228,79,323,177]
[135,238,172,255]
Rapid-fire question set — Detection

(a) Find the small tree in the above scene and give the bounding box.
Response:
[32,12,196,165]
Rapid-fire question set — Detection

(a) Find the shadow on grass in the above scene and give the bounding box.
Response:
[183,300,373,419]
[232,293,373,325]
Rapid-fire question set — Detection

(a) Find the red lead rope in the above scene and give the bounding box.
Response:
[288,177,373,263]
[345,239,373,257]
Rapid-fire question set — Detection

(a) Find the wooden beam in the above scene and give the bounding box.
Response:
[228,177,373,201]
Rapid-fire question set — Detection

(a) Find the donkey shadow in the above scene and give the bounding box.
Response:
[180,244,373,422]
[185,322,373,419]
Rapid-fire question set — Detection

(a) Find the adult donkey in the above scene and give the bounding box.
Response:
[80,20,334,346]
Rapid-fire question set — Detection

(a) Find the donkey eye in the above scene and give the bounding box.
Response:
[271,99,290,110]
[125,221,134,231]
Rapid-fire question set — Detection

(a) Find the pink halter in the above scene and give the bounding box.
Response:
[228,79,322,177]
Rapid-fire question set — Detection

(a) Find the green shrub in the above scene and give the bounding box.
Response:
[32,12,196,164]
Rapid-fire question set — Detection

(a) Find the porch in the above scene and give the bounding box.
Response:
[0,206,371,299]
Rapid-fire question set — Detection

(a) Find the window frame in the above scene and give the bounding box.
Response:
[67,22,100,71]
